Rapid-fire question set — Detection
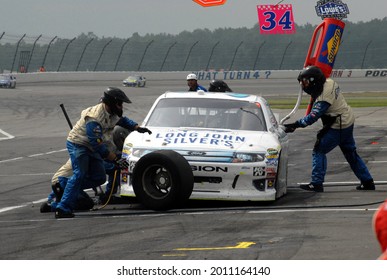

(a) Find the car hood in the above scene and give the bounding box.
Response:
[124,127,279,153]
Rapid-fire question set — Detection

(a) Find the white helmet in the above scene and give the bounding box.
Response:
[186,73,197,80]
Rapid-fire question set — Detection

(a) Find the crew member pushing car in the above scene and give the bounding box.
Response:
[284,66,375,192]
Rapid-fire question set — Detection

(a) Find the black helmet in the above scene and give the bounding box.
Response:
[102,87,131,117]
[297,66,326,97]
[208,80,232,92]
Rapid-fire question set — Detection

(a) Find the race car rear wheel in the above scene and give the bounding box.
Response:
[132,150,194,210]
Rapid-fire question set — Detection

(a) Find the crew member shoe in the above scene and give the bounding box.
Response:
[356,180,376,191]
[55,208,74,219]
[52,182,64,201]
[300,183,324,192]
[40,202,53,213]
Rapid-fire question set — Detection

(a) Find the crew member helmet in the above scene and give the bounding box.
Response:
[102,87,131,117]
[186,73,197,80]
[208,80,232,92]
[297,66,326,97]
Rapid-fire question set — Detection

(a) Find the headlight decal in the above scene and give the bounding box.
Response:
[233,152,265,163]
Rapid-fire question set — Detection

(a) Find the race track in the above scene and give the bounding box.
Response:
[0,76,387,260]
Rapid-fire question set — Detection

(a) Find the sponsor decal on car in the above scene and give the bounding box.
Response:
[266,154,279,159]
[266,173,277,179]
[253,166,265,176]
[267,179,275,187]
[266,148,279,155]
[265,158,278,166]
[266,167,277,173]
[191,165,228,173]
[155,132,245,147]
[122,148,131,156]
[187,151,207,156]
[128,161,136,173]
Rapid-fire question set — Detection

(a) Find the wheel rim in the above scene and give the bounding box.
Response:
[141,164,172,199]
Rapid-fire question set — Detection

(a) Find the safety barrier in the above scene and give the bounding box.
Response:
[9,69,387,84]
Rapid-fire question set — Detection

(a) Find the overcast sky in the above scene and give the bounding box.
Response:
[2,0,387,39]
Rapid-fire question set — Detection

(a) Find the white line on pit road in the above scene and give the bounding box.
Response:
[0,199,47,214]
[0,202,379,217]
[0,129,15,141]
[0,173,54,177]
[0,149,67,164]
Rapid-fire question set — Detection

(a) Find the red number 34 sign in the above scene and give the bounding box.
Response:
[257,4,296,34]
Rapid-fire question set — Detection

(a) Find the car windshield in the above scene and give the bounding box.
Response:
[146,98,267,131]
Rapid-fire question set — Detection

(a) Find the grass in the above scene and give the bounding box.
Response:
[267,92,387,109]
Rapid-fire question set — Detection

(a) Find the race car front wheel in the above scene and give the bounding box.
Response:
[274,153,288,199]
[132,150,194,210]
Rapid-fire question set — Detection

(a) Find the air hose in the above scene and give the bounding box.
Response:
[94,169,119,210]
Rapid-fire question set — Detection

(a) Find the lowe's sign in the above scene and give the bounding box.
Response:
[315,0,349,20]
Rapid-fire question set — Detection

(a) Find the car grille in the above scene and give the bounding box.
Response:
[175,149,234,163]
[194,176,222,183]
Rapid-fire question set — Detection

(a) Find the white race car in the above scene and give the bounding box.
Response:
[0,74,16,88]
[120,91,289,210]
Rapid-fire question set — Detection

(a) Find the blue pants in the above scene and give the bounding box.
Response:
[311,124,373,186]
[49,162,119,206]
[56,141,106,213]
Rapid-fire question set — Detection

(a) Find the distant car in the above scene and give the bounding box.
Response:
[0,74,16,88]
[120,91,289,210]
[122,75,146,87]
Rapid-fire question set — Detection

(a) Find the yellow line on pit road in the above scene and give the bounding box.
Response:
[174,241,255,251]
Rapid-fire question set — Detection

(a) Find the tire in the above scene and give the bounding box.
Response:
[132,150,194,210]
[274,153,288,199]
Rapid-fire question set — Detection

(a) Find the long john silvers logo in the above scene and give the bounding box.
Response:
[315,0,350,20]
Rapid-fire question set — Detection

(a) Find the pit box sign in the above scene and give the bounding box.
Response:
[193,0,227,7]
[315,0,349,20]
[257,4,296,34]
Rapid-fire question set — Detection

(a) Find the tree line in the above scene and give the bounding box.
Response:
[0,18,386,73]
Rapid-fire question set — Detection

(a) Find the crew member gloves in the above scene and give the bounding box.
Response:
[284,122,299,133]
[137,127,152,134]
[114,156,129,169]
